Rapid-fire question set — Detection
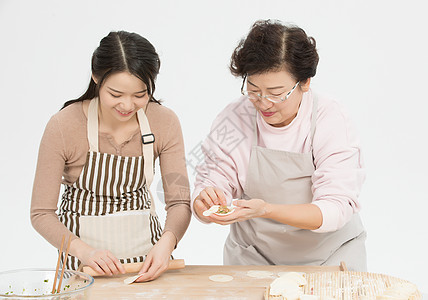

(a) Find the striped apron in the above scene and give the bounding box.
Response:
[58,98,163,270]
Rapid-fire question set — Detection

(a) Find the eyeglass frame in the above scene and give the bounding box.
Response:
[240,74,300,104]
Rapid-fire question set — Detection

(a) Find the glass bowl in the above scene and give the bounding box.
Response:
[0,269,94,299]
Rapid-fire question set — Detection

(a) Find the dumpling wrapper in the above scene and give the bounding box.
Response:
[203,205,220,216]
[246,270,274,278]
[213,206,235,216]
[209,274,234,282]
[123,274,142,285]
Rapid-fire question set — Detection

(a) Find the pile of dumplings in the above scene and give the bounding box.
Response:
[268,272,327,300]
[268,272,419,300]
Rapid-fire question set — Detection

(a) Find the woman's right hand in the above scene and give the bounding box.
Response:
[71,239,125,276]
[193,186,227,221]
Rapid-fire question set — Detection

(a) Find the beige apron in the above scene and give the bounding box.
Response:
[223,94,367,271]
[58,98,163,270]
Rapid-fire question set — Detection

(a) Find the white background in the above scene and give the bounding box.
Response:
[1,0,427,293]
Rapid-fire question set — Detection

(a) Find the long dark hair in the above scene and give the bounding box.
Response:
[62,31,161,109]
[230,19,319,83]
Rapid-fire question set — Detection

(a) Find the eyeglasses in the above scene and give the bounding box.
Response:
[240,74,300,104]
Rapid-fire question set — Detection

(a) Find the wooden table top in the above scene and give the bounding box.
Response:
[89,264,344,299]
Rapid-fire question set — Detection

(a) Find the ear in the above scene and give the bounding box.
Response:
[91,74,98,84]
[300,78,311,92]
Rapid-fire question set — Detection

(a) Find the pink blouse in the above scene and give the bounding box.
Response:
[192,89,365,233]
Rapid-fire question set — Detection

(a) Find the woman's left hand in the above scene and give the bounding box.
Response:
[208,198,270,225]
[135,231,176,282]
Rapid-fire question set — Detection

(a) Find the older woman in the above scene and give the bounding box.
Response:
[192,20,367,271]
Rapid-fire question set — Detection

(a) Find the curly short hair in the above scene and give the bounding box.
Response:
[230,20,319,83]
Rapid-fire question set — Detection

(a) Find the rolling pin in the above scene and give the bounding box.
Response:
[82,259,185,276]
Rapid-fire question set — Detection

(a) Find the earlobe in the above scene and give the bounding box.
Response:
[91,74,98,84]
[300,78,311,92]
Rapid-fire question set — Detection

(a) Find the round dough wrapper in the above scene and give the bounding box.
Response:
[213,207,235,216]
[246,270,274,278]
[209,274,234,282]
[203,205,220,216]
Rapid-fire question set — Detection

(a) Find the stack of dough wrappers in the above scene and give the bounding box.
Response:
[265,271,421,300]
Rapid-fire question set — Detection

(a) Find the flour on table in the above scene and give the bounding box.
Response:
[246,270,274,278]
[209,274,234,282]
[101,282,123,288]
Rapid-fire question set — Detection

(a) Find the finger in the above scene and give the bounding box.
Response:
[204,187,221,205]
[100,256,118,275]
[199,190,216,206]
[214,188,227,206]
[209,214,238,224]
[88,261,105,275]
[96,258,113,276]
[147,260,168,281]
[209,209,246,223]
[149,264,168,281]
[139,256,153,275]
[233,199,249,208]
[107,251,125,274]
[195,197,210,212]
[136,264,158,282]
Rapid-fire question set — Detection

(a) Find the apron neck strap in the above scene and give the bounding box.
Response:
[252,112,258,147]
[137,107,154,189]
[137,106,157,215]
[87,98,99,152]
[310,93,318,147]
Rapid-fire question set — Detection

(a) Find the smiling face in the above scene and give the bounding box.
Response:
[95,72,149,126]
[246,69,310,127]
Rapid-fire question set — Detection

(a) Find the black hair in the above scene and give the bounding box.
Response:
[230,19,319,83]
[62,31,161,109]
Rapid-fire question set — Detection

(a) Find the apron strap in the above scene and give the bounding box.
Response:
[310,92,318,147]
[252,111,258,147]
[137,107,156,215]
[87,98,99,152]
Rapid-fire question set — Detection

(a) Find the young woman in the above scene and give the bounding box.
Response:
[192,20,367,271]
[31,31,191,282]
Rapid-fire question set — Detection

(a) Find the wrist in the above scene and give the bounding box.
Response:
[159,231,177,251]
[69,238,85,258]
[70,238,93,260]
[262,202,274,218]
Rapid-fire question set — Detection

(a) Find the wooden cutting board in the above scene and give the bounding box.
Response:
[89,265,345,299]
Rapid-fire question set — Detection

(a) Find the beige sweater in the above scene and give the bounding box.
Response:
[31,100,191,250]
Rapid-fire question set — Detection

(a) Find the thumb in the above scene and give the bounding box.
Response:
[233,199,247,208]
[139,256,152,275]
